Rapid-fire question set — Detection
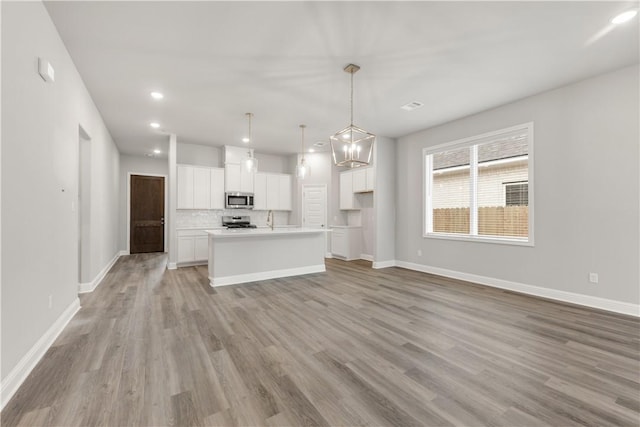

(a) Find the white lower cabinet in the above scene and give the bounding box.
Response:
[331,226,362,261]
[177,229,210,265]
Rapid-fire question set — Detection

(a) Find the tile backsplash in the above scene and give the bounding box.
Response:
[176,210,291,229]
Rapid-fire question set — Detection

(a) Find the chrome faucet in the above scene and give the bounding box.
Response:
[266,210,274,230]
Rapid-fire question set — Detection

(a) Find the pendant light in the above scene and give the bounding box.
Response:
[295,124,310,179]
[330,63,375,168]
[243,112,258,173]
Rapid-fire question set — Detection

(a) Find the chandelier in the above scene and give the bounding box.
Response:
[330,64,375,168]
[295,124,310,179]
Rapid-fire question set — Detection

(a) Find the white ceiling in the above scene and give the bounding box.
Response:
[44,1,639,158]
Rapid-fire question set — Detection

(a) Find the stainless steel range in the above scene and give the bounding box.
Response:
[222,215,257,229]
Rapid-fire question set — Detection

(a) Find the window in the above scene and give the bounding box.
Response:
[505,182,528,206]
[424,123,533,245]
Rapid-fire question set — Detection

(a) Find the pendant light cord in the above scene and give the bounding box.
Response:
[300,124,306,160]
[350,71,354,126]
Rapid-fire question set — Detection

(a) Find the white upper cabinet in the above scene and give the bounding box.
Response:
[224,145,255,193]
[340,167,375,210]
[224,163,254,193]
[340,171,356,210]
[366,167,375,191]
[178,165,225,210]
[253,172,291,211]
[193,166,211,209]
[177,165,195,209]
[254,173,267,210]
[278,175,292,211]
[352,168,367,193]
[210,167,225,209]
[353,167,374,193]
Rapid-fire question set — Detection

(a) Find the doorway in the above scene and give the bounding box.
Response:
[130,175,165,254]
[302,184,328,253]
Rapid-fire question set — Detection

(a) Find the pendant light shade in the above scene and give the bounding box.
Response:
[243,112,258,173]
[295,124,310,179]
[330,64,375,168]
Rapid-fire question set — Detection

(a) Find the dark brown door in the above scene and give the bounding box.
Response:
[130,175,165,254]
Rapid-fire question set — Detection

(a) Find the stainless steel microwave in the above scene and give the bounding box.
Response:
[225,192,254,209]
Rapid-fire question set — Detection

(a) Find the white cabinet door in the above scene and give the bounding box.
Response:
[266,174,279,210]
[193,167,211,209]
[331,227,362,260]
[194,236,209,261]
[254,173,267,210]
[331,229,346,257]
[225,163,242,192]
[353,168,366,193]
[210,168,225,209]
[340,171,355,210]
[177,236,195,263]
[366,167,375,191]
[278,174,292,210]
[177,165,194,209]
[240,167,254,193]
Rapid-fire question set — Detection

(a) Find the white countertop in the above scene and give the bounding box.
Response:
[330,225,362,229]
[207,227,329,238]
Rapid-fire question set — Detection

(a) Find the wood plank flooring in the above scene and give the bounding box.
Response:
[2,254,639,426]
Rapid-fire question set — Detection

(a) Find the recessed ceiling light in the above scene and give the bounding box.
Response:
[401,101,424,111]
[309,148,315,153]
[611,10,638,24]
[150,91,164,100]
[242,137,250,143]
[153,149,161,154]
[150,122,160,128]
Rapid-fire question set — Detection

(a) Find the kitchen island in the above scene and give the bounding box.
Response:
[206,227,328,287]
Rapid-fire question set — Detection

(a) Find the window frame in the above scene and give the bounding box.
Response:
[423,122,534,247]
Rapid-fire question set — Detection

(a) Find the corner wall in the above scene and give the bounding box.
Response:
[396,65,639,308]
[1,1,121,405]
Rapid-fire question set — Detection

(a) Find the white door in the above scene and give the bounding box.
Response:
[302,185,327,228]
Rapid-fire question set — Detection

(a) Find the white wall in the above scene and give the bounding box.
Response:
[373,136,396,265]
[1,0,121,393]
[396,65,639,305]
[119,154,169,251]
[177,143,222,167]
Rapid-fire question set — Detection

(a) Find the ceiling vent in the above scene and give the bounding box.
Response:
[401,101,424,111]
[314,141,327,147]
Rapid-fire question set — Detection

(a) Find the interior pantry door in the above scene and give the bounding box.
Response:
[302,185,327,228]
[130,175,165,253]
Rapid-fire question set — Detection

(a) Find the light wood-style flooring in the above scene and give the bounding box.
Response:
[2,254,639,426]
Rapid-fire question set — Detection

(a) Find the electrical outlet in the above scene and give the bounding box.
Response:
[417,249,422,256]
[48,295,53,309]
[589,273,599,284]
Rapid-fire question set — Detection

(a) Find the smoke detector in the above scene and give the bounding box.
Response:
[401,101,424,111]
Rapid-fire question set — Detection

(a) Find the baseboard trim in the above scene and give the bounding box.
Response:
[360,253,374,262]
[78,251,120,294]
[119,250,129,256]
[395,260,640,317]
[372,260,397,269]
[210,264,326,287]
[325,252,333,258]
[167,262,177,270]
[1,297,81,410]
